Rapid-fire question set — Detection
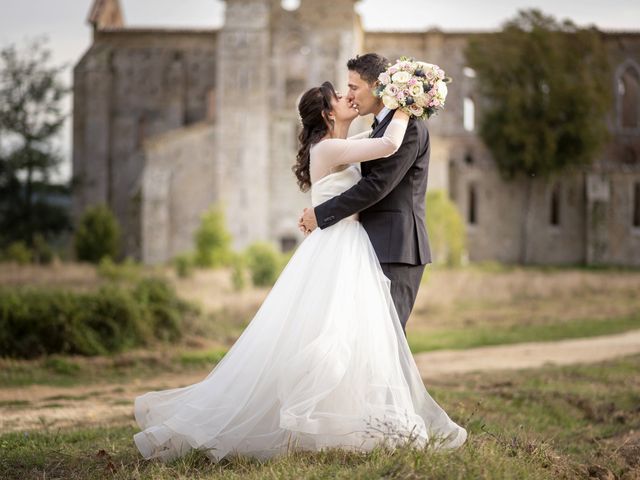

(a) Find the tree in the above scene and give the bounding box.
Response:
[465,9,612,262]
[0,38,71,249]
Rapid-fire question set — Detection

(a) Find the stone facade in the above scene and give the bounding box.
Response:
[73,0,640,266]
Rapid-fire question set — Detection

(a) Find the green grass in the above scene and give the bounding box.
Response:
[1,355,638,479]
[178,348,228,367]
[3,312,639,389]
[0,348,231,388]
[407,314,640,353]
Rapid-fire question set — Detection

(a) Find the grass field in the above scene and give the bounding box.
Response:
[1,354,638,479]
[1,262,639,478]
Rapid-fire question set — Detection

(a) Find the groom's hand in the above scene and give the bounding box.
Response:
[298,208,318,236]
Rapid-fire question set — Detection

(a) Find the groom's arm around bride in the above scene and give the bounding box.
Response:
[300,53,432,331]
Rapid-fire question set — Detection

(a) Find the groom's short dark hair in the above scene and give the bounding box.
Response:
[347,53,389,85]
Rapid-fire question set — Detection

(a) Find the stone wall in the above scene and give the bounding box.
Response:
[72,29,217,259]
[73,0,640,266]
[141,122,218,264]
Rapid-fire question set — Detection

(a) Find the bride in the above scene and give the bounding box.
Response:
[133,81,467,462]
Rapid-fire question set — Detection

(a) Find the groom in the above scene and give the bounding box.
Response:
[299,53,432,334]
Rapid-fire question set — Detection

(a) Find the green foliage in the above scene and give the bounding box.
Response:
[194,205,233,268]
[0,277,197,358]
[2,241,32,264]
[230,253,248,291]
[244,242,283,287]
[465,9,612,179]
[133,277,194,342]
[0,38,71,248]
[172,253,194,279]
[178,348,228,367]
[31,233,54,264]
[74,204,121,263]
[426,190,466,267]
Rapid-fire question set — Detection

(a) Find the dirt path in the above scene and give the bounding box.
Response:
[2,330,640,433]
[414,329,640,379]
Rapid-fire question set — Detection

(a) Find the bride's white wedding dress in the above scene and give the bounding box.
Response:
[133,119,467,462]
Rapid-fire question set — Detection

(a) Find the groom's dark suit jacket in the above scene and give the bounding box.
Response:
[314,110,431,266]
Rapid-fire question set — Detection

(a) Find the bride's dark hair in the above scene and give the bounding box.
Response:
[292,81,337,192]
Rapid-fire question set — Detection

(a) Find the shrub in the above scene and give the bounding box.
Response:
[0,277,198,359]
[245,242,283,287]
[194,205,233,268]
[73,285,147,355]
[425,190,466,267]
[133,277,196,342]
[74,204,121,263]
[172,253,194,279]
[3,241,32,264]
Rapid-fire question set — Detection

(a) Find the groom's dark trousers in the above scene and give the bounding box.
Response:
[314,111,432,333]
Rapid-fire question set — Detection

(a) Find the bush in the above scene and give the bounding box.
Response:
[172,253,194,279]
[245,242,283,287]
[74,204,121,263]
[133,277,195,342]
[425,190,466,267]
[2,241,32,264]
[0,277,198,359]
[194,205,233,268]
[73,285,147,355]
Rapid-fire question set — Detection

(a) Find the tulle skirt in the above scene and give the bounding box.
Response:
[133,219,467,461]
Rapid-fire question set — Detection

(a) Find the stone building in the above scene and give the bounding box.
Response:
[73,0,640,266]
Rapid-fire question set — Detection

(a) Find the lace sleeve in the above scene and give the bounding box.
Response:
[315,118,409,169]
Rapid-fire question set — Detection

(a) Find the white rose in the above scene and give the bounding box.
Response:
[418,62,436,72]
[414,94,428,107]
[409,84,423,97]
[408,104,424,117]
[391,71,411,84]
[437,81,448,100]
[383,95,399,110]
[378,72,391,85]
[384,83,399,96]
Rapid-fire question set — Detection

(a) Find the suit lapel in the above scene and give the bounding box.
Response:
[370,109,396,138]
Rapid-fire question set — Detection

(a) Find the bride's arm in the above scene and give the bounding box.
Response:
[347,130,372,140]
[318,109,410,168]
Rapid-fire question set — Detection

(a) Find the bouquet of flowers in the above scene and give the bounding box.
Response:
[374,56,451,120]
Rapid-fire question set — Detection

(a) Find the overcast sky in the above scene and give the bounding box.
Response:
[1,0,638,182]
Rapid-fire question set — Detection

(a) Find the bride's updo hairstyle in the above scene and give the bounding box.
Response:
[293,81,337,192]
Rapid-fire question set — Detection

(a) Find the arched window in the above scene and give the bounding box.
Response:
[550,183,561,227]
[463,97,475,132]
[467,183,477,225]
[618,65,639,129]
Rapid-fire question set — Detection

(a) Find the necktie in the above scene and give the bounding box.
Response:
[371,118,379,130]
